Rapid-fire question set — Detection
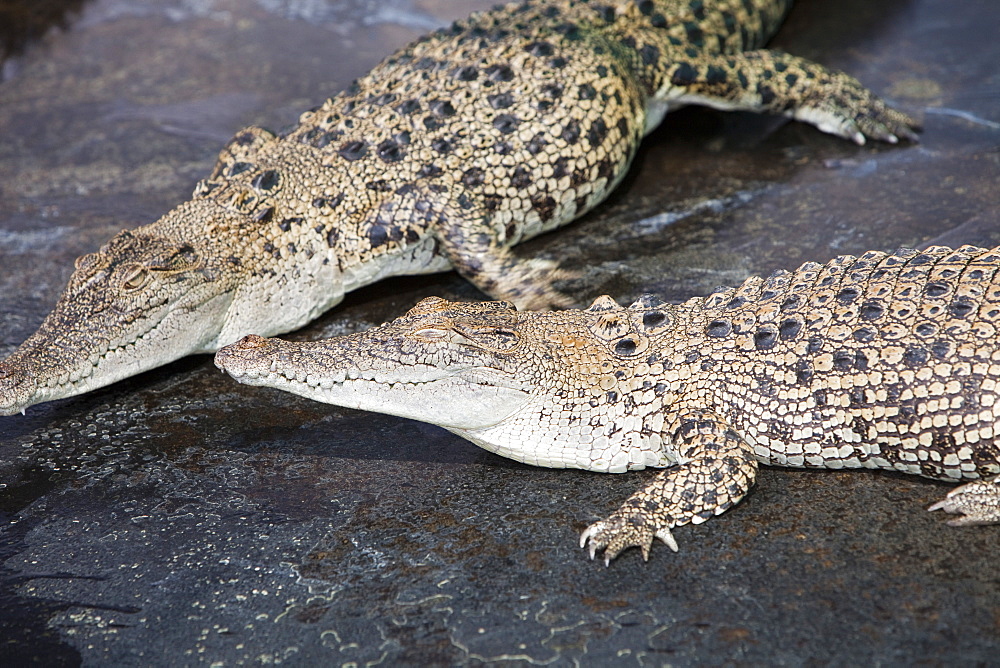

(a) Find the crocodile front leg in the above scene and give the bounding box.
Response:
[929,478,1000,526]
[580,410,758,564]
[653,50,919,145]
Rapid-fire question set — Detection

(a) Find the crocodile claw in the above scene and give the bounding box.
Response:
[580,514,679,566]
[928,479,1000,525]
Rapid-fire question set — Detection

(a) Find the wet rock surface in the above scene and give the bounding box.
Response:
[1,0,998,664]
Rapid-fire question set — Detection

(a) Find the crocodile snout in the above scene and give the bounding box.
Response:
[0,357,38,416]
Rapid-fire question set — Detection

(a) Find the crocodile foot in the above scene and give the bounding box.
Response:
[580,510,681,567]
[928,478,1000,525]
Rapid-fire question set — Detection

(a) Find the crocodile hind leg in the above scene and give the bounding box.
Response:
[649,50,920,145]
[580,411,758,565]
[929,477,1000,525]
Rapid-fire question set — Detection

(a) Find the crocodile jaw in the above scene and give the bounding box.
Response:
[215,334,532,431]
[0,290,236,416]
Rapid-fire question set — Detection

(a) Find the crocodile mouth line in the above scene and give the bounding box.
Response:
[28,313,172,401]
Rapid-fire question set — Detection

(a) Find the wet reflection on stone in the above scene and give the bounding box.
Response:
[1,0,998,664]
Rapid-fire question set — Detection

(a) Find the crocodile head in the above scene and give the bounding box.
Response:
[0,205,239,415]
[214,296,539,431]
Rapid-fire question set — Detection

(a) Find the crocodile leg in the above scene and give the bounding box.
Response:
[433,216,579,311]
[651,50,919,145]
[929,478,1000,526]
[580,410,758,565]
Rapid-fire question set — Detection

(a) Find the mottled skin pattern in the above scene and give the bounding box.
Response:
[0,0,918,415]
[216,245,1000,564]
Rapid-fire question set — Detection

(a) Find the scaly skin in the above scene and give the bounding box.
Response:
[216,245,1000,563]
[0,0,919,415]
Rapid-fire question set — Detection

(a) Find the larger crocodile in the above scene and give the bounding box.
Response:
[215,245,1000,563]
[0,0,918,415]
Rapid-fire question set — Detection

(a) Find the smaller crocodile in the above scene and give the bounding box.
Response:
[215,244,1000,563]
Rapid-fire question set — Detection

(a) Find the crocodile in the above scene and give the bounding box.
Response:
[215,244,1000,563]
[0,0,918,416]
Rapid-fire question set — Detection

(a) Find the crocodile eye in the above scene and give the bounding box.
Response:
[411,327,449,340]
[120,265,150,291]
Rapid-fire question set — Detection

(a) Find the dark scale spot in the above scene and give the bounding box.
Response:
[462,167,485,187]
[903,345,929,367]
[526,41,554,57]
[587,118,608,148]
[705,65,726,85]
[418,163,444,178]
[531,194,557,222]
[526,133,547,155]
[485,64,514,82]
[860,300,885,320]
[423,116,441,130]
[394,130,411,145]
[949,298,976,318]
[287,242,297,254]
[619,35,636,49]
[833,350,856,371]
[932,340,954,359]
[430,99,456,117]
[596,64,608,77]
[494,141,512,154]
[758,85,776,106]
[549,57,568,69]
[456,192,474,210]
[614,338,637,356]
[311,197,326,208]
[338,141,367,161]
[511,166,532,189]
[853,327,876,342]
[595,5,615,22]
[754,325,778,350]
[578,83,597,100]
[396,99,420,115]
[807,336,823,353]
[596,159,615,181]
[606,390,619,403]
[616,117,629,140]
[651,12,667,28]
[431,138,452,154]
[836,286,860,304]
[785,73,799,87]
[795,359,813,384]
[684,22,704,45]
[453,65,478,81]
[915,322,936,337]
[366,180,392,192]
[726,295,747,309]
[552,156,570,179]
[251,169,280,191]
[781,295,803,311]
[493,114,520,134]
[706,319,732,338]
[253,206,274,223]
[925,282,950,297]
[671,62,698,86]
[561,120,580,144]
[779,317,802,341]
[639,44,660,66]
[228,161,254,177]
[376,139,404,163]
[637,0,654,15]
[643,311,668,329]
[488,92,514,109]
